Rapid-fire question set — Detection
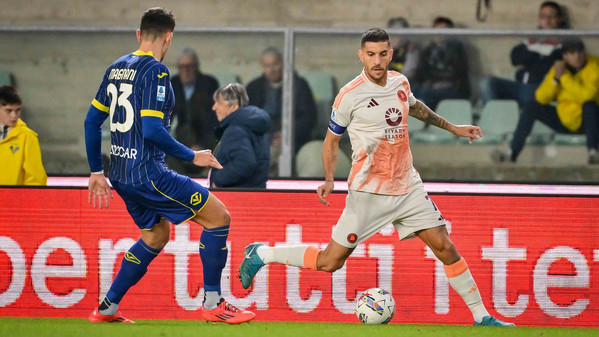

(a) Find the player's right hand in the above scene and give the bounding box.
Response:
[88,173,113,209]
[193,150,223,169]
[317,180,334,206]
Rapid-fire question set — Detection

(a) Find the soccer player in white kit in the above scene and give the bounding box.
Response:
[240,28,514,327]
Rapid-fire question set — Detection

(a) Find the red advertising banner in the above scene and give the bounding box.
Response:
[0,188,597,327]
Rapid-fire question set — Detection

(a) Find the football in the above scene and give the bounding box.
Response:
[355,288,396,324]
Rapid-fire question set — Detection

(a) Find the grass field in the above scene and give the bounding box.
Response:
[0,318,596,337]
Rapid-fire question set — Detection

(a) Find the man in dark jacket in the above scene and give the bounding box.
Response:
[171,48,220,150]
[479,1,565,107]
[209,83,271,188]
[246,47,316,175]
[411,17,470,111]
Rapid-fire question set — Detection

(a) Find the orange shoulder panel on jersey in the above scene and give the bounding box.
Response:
[388,70,402,77]
[333,77,365,109]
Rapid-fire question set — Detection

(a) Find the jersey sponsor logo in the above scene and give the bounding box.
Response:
[157,72,168,79]
[110,145,138,159]
[124,252,141,264]
[347,233,358,244]
[366,98,379,108]
[384,107,403,127]
[157,85,166,102]
[9,145,20,154]
[397,90,407,102]
[190,192,202,206]
[384,127,406,142]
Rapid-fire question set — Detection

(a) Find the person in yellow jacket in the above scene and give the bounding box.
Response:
[0,85,47,185]
[493,38,599,164]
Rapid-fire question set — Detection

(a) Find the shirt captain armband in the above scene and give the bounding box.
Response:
[328,119,346,135]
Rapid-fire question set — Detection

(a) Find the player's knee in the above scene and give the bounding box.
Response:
[221,209,231,227]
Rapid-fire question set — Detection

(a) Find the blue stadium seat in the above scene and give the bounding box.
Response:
[295,140,351,178]
[0,71,14,86]
[474,100,519,145]
[212,72,241,86]
[412,99,472,143]
[304,72,336,139]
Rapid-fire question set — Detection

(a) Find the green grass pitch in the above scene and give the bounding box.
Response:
[0,317,596,337]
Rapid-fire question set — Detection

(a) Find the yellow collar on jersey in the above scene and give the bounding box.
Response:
[133,49,157,61]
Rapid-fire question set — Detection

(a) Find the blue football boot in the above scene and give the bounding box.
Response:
[475,316,516,327]
[239,243,265,289]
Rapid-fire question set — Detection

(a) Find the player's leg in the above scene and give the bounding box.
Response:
[239,238,353,290]
[188,192,255,324]
[240,190,393,289]
[90,218,170,323]
[417,226,514,327]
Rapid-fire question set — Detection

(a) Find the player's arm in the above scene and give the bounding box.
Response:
[318,130,342,206]
[318,91,350,206]
[408,99,482,144]
[84,84,113,209]
[141,66,220,167]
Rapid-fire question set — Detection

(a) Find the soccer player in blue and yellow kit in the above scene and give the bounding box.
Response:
[84,7,255,324]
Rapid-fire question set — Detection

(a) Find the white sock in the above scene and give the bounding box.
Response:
[445,258,490,323]
[447,269,490,323]
[203,291,221,310]
[98,298,119,316]
[256,245,313,268]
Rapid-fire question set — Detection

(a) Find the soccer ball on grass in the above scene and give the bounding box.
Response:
[355,288,395,324]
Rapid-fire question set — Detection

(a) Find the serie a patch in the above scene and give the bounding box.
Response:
[157,85,166,101]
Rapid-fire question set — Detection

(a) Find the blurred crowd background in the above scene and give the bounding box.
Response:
[1,0,598,183]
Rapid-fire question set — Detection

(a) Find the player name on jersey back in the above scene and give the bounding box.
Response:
[108,68,137,81]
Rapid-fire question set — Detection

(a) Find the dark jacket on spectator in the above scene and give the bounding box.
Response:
[246,73,316,152]
[511,38,562,85]
[413,38,470,97]
[171,72,220,149]
[209,105,271,188]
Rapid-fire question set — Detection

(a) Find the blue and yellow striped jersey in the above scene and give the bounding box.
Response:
[92,50,176,185]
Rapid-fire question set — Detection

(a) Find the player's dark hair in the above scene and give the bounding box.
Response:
[361,28,390,48]
[0,85,21,106]
[561,38,585,53]
[433,16,454,28]
[214,83,249,108]
[140,7,175,40]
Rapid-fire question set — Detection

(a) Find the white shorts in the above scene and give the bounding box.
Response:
[331,177,446,248]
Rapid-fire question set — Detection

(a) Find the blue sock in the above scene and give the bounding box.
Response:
[106,238,161,304]
[199,225,229,295]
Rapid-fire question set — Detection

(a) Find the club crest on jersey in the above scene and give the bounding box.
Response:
[385,107,403,127]
[157,85,166,102]
[190,192,202,206]
[347,233,358,244]
[397,90,407,102]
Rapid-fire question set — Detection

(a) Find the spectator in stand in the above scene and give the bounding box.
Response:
[411,17,470,111]
[209,83,271,188]
[169,48,220,176]
[492,38,599,164]
[479,1,566,108]
[387,16,420,80]
[246,47,316,176]
[0,85,47,185]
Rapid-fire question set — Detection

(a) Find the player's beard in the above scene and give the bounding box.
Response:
[368,66,387,83]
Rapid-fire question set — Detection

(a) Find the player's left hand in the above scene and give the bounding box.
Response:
[193,150,223,169]
[317,180,335,206]
[452,125,483,144]
[88,173,113,209]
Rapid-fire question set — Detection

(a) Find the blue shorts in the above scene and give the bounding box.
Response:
[111,171,210,230]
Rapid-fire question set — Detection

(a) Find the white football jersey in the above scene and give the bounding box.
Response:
[329,69,419,195]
